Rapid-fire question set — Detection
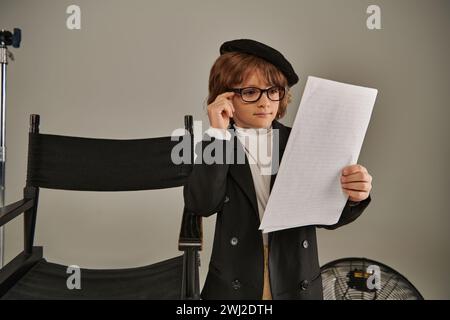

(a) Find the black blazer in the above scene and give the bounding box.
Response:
[183,120,371,300]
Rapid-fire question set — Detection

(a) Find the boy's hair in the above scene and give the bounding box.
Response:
[207,52,293,121]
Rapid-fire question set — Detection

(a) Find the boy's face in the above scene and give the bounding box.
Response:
[231,70,280,129]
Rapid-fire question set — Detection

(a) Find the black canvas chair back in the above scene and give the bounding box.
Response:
[26,126,189,192]
[0,114,201,299]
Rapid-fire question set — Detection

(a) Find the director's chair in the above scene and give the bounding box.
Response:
[0,114,202,299]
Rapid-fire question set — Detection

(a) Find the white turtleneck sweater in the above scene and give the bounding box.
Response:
[205,125,273,245]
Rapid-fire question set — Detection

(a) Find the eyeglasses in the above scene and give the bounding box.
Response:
[228,86,286,103]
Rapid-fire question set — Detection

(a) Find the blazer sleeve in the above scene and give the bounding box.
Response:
[183,135,231,217]
[318,194,372,230]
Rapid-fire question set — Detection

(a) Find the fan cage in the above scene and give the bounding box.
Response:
[321,257,424,300]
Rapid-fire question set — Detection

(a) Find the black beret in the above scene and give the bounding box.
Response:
[219,39,299,87]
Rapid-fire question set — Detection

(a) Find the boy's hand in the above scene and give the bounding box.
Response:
[207,92,236,129]
[340,164,372,202]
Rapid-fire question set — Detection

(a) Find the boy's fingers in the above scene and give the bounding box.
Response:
[221,91,235,99]
[341,182,371,192]
[225,104,233,118]
[342,189,368,200]
[342,164,367,176]
[341,172,370,182]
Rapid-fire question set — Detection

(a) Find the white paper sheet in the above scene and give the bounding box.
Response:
[259,76,377,233]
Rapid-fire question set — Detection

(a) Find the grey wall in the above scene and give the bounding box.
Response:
[1,0,449,299]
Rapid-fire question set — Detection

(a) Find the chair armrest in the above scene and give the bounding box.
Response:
[178,208,203,251]
[0,199,34,227]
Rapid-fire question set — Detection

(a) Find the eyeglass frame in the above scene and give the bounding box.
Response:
[227,86,287,103]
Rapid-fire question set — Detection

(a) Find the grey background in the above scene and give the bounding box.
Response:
[1,0,449,299]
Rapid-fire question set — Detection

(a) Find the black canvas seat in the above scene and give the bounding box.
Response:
[2,254,183,300]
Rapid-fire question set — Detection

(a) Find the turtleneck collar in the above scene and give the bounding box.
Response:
[233,123,273,137]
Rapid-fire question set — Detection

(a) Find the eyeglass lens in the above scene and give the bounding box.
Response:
[240,87,285,102]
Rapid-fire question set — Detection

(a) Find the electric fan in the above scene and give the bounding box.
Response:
[321,257,424,300]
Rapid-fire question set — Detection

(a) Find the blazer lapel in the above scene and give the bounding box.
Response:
[270,120,290,192]
[228,133,259,217]
[268,121,289,245]
[228,120,290,220]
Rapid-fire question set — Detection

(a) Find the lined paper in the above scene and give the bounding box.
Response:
[259,76,377,233]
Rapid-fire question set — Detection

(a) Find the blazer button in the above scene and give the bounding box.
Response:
[224,195,230,203]
[231,279,241,290]
[300,280,309,291]
[230,237,238,246]
[302,240,309,249]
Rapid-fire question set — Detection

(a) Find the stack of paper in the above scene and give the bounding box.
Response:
[260,76,378,233]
